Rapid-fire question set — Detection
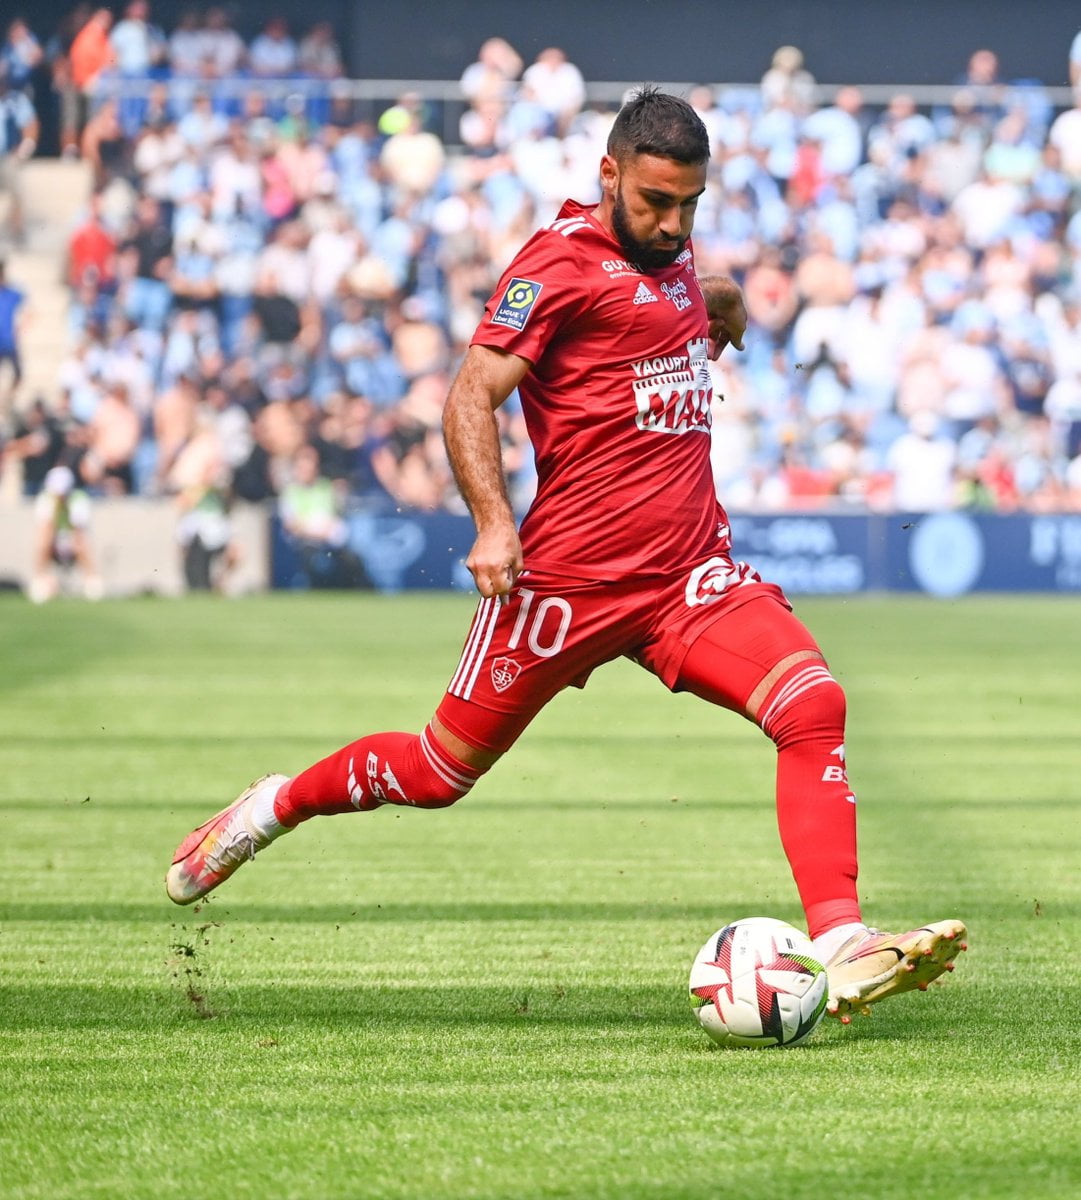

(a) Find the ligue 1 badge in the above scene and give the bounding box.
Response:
[491,277,543,331]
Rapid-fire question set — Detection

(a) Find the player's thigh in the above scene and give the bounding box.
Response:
[437,573,647,755]
[676,594,826,718]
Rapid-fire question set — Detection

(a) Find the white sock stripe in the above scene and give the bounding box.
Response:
[761,671,834,733]
[449,598,493,695]
[459,598,500,700]
[769,664,832,709]
[765,671,832,722]
[765,666,834,721]
[420,726,475,790]
[419,731,471,793]
[760,666,835,731]
[759,668,823,725]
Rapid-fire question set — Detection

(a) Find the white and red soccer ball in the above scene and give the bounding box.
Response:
[689,917,828,1048]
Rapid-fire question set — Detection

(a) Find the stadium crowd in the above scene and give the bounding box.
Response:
[4,10,1081,538]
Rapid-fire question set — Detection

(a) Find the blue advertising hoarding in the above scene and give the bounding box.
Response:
[271,510,1081,596]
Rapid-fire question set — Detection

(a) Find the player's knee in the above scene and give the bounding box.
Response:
[757,663,846,749]
[402,724,485,809]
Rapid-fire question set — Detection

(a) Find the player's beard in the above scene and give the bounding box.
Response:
[612,185,688,271]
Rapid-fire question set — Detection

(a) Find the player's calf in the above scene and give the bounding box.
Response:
[275,723,483,824]
[165,725,487,905]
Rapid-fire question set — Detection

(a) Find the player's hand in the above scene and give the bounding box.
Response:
[466,523,523,600]
[700,275,747,359]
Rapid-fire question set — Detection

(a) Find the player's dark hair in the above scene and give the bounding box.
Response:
[607,85,709,165]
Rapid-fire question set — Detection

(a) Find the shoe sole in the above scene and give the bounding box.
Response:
[165,774,286,906]
[829,920,968,1021]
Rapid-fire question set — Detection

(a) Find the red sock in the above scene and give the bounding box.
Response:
[759,662,861,940]
[274,723,483,827]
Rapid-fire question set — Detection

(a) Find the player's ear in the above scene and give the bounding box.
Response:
[599,154,619,195]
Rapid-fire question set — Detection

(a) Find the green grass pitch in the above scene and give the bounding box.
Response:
[1,591,1079,1199]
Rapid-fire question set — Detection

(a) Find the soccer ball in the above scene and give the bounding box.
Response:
[689,917,828,1048]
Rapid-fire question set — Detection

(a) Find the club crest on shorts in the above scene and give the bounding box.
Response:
[491,656,522,692]
[491,278,543,331]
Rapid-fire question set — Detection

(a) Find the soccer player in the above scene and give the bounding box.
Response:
[166,88,966,1022]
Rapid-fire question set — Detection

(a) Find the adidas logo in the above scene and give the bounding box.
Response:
[632,281,658,305]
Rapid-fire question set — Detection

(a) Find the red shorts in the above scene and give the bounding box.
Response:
[436,554,795,754]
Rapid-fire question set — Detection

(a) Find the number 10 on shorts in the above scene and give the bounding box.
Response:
[508,587,573,658]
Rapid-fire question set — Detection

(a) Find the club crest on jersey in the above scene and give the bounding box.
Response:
[491,278,543,331]
[491,657,522,693]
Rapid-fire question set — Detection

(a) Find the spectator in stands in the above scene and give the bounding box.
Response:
[955,47,1006,126]
[120,194,172,332]
[174,456,237,590]
[686,85,731,157]
[209,125,261,220]
[1049,87,1081,181]
[68,191,117,290]
[380,105,446,196]
[131,108,182,205]
[984,109,1041,184]
[802,86,865,177]
[867,94,936,173]
[0,65,38,245]
[81,380,140,494]
[170,207,223,315]
[109,0,167,78]
[887,410,958,510]
[298,22,343,80]
[951,160,1026,249]
[167,9,204,77]
[0,259,26,408]
[169,397,239,590]
[177,90,227,152]
[760,44,816,115]
[276,121,331,208]
[279,442,368,587]
[458,92,508,156]
[327,293,402,404]
[4,396,65,494]
[924,94,985,201]
[69,7,114,134]
[460,37,523,103]
[45,5,91,157]
[522,47,586,135]
[199,7,246,79]
[249,17,298,79]
[2,18,43,94]
[80,98,132,190]
[29,464,103,601]
[306,206,358,304]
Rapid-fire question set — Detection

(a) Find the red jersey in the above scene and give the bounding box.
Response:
[472,199,730,580]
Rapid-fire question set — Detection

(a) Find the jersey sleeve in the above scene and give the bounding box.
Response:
[471,229,592,365]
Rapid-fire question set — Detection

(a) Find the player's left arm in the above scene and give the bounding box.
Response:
[698,274,747,359]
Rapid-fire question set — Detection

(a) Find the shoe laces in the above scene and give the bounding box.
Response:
[205,805,264,872]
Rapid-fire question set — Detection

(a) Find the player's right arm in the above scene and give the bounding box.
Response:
[443,344,531,599]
